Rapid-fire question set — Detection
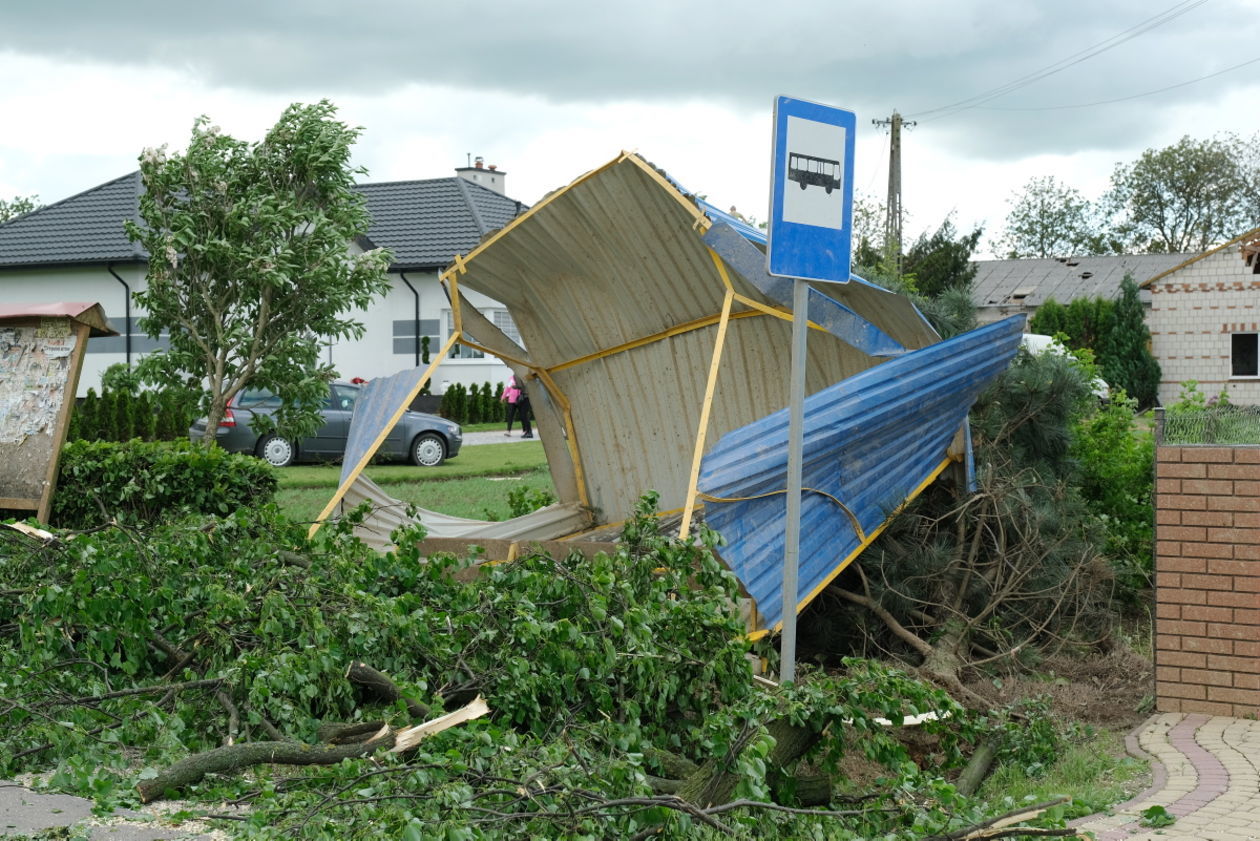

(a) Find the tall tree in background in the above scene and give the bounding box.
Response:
[126,100,392,444]
[1105,135,1252,254]
[902,217,981,297]
[1100,275,1160,407]
[0,195,40,223]
[991,176,1107,258]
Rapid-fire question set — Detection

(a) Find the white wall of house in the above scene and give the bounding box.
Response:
[0,265,514,397]
[1147,243,1260,406]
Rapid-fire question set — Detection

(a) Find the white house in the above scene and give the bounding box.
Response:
[0,159,526,396]
[1143,226,1260,406]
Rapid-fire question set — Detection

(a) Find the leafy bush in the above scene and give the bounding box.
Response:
[1072,392,1154,594]
[52,439,277,528]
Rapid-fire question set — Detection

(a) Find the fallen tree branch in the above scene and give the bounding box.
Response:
[137,695,490,803]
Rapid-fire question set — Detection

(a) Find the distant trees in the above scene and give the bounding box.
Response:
[994,133,1259,257]
[0,195,40,223]
[991,176,1108,259]
[1106,135,1255,254]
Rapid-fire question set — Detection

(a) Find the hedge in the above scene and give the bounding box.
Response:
[53,439,278,529]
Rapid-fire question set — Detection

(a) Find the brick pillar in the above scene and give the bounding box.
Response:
[1154,445,1260,717]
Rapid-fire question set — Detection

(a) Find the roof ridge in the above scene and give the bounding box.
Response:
[453,178,489,237]
[0,171,140,229]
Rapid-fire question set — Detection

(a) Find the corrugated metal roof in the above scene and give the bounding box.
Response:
[698,315,1025,634]
[0,173,526,270]
[971,253,1187,311]
[442,152,963,530]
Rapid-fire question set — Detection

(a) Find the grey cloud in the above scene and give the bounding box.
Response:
[3,0,1256,160]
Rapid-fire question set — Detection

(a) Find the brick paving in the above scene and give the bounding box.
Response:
[1073,712,1260,840]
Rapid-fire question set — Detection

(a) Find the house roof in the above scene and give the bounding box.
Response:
[971,253,1189,310]
[1140,225,1260,288]
[0,172,526,271]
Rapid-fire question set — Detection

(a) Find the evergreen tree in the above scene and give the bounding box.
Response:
[1100,275,1161,407]
[1029,298,1068,337]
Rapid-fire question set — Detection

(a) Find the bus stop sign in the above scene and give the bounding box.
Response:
[767,96,856,283]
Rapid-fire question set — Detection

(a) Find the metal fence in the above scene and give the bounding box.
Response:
[1158,405,1260,446]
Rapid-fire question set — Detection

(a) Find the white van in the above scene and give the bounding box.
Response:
[1020,333,1111,400]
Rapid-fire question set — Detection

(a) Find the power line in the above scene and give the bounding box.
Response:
[970,54,1260,111]
[908,0,1210,122]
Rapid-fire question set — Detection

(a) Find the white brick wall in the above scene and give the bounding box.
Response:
[1148,242,1260,406]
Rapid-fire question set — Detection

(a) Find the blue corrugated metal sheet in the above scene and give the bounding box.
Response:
[697,315,1026,634]
[339,369,429,486]
[703,223,905,357]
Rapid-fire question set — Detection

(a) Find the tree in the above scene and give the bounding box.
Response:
[1105,135,1252,254]
[991,176,1108,258]
[1029,297,1068,337]
[0,194,40,223]
[901,217,982,297]
[126,101,392,443]
[1100,275,1160,407]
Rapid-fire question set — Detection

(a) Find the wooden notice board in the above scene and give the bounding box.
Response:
[0,303,117,522]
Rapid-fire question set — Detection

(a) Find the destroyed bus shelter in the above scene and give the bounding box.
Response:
[314,152,1024,637]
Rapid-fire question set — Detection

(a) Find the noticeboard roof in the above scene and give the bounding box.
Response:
[0,302,118,337]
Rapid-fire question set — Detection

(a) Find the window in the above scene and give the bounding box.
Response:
[444,309,523,358]
[1232,333,1258,377]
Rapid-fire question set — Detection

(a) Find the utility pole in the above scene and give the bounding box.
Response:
[872,111,915,273]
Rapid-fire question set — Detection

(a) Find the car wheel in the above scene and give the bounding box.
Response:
[258,435,295,468]
[410,432,447,467]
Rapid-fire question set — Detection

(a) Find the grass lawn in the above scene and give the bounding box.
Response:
[275,441,554,522]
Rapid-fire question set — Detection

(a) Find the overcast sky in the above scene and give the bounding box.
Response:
[1,0,1257,257]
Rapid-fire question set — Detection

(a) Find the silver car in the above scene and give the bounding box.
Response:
[189,381,462,467]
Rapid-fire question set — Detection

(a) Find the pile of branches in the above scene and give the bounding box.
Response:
[0,500,1075,839]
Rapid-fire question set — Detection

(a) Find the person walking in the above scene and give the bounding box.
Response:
[501,374,533,438]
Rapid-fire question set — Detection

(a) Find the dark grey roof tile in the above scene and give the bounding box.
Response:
[0,173,527,270]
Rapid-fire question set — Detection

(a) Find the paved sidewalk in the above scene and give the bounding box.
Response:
[1072,712,1260,840]
[462,429,536,446]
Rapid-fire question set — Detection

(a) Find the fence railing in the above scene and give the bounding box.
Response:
[1157,405,1260,446]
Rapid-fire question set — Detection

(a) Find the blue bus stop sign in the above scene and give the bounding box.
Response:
[767,96,856,283]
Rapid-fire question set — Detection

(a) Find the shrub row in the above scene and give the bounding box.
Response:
[439,381,506,425]
[68,387,199,443]
[53,439,277,529]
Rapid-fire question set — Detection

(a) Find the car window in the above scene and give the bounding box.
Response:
[236,389,282,408]
[330,384,359,411]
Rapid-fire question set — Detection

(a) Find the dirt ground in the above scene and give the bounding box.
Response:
[963,646,1155,732]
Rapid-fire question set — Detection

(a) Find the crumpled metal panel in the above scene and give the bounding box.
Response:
[339,473,591,552]
[697,315,1026,633]
[445,154,934,521]
[339,367,429,486]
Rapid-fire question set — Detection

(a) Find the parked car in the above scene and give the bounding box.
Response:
[189,381,462,467]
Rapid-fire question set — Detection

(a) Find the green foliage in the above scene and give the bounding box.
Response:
[1139,804,1176,828]
[902,217,982,297]
[1163,381,1260,444]
[419,335,432,396]
[1072,393,1154,594]
[1029,298,1068,337]
[437,383,503,426]
[0,194,40,223]
[0,492,1067,839]
[1100,276,1160,408]
[69,366,200,443]
[992,175,1108,259]
[52,439,277,528]
[126,100,392,445]
[504,485,557,518]
[1106,133,1257,253]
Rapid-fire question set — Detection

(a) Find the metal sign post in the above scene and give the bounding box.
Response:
[767,96,856,684]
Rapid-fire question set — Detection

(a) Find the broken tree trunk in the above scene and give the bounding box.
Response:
[676,718,821,807]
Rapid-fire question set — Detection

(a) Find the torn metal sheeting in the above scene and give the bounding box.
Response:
[698,315,1026,634]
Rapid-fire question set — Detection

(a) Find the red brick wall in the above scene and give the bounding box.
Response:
[1155,445,1260,716]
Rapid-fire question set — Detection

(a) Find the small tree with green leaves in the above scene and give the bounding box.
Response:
[0,194,40,223]
[126,100,392,445]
